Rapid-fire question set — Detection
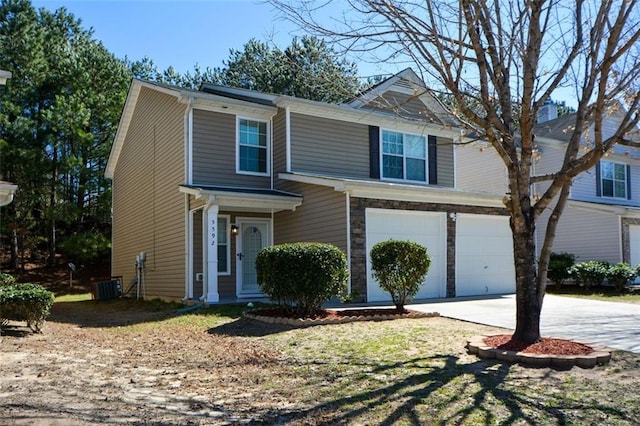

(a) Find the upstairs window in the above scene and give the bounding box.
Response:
[237,118,269,175]
[381,130,427,182]
[600,161,628,199]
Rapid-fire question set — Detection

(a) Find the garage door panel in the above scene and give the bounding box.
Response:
[366,209,446,302]
[456,214,515,297]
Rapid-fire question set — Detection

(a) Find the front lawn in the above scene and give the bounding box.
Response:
[1,298,639,425]
[547,285,640,304]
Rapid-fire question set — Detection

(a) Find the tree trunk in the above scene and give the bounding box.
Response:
[511,217,542,343]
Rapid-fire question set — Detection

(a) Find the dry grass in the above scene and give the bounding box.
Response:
[1,298,640,425]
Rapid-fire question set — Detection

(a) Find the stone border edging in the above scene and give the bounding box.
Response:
[467,334,612,369]
[244,310,440,326]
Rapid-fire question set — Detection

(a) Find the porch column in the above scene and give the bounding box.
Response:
[204,203,220,303]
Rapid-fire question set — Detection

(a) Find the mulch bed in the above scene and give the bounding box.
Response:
[484,334,594,355]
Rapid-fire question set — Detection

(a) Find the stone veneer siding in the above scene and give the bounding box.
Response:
[350,197,508,301]
[621,217,640,263]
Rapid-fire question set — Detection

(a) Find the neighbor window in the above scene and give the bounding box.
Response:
[600,161,627,199]
[237,118,268,175]
[217,216,229,274]
[381,130,427,182]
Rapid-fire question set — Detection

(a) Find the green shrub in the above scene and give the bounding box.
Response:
[370,240,431,310]
[256,242,348,316]
[0,273,16,287]
[569,260,610,288]
[547,252,575,286]
[0,283,55,333]
[607,263,637,292]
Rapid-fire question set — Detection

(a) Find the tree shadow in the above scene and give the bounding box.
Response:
[266,354,633,425]
[208,316,300,337]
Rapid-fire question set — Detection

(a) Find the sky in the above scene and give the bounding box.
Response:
[30,0,397,80]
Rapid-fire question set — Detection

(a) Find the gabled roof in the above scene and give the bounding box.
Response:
[348,68,461,127]
[533,103,640,158]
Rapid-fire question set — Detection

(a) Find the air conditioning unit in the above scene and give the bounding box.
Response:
[93,279,122,300]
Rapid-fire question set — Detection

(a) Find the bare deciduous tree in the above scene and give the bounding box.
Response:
[271,0,640,343]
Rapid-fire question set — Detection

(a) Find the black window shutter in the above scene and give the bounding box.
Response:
[428,135,438,185]
[627,164,632,199]
[369,126,380,179]
[595,162,601,197]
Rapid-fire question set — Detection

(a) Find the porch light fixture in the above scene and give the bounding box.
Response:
[230,224,239,235]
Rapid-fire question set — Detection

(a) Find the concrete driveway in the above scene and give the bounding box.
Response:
[409,294,640,353]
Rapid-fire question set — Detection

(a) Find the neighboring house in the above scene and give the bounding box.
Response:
[0,181,17,206]
[533,103,640,266]
[0,70,17,206]
[106,68,517,304]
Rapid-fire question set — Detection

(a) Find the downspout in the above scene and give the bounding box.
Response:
[345,191,352,294]
[285,106,292,173]
[270,116,274,190]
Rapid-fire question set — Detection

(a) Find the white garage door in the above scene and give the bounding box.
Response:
[365,208,446,302]
[455,214,515,297]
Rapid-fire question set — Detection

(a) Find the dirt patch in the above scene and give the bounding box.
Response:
[2,299,640,424]
[0,301,289,425]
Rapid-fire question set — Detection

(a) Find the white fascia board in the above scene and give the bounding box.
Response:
[105,81,143,178]
[186,96,277,120]
[278,172,505,208]
[277,99,462,139]
[179,186,302,212]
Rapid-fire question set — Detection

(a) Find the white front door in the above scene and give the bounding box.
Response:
[236,219,271,297]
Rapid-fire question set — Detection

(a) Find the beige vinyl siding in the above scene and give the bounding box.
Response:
[274,181,347,252]
[436,137,455,187]
[273,109,287,174]
[111,87,186,300]
[456,144,508,193]
[192,108,271,188]
[192,211,203,297]
[537,205,621,264]
[290,112,370,178]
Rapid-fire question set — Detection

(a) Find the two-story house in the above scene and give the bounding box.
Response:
[106,69,517,304]
[533,103,640,267]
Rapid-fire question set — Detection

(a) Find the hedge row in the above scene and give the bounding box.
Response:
[0,280,54,333]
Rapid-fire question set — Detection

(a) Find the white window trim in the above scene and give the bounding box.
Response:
[218,214,231,275]
[236,116,271,177]
[600,160,627,200]
[379,129,429,184]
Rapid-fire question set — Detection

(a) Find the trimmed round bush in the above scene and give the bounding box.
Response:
[569,260,609,288]
[607,262,637,292]
[370,240,431,310]
[256,242,348,316]
[0,283,55,333]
